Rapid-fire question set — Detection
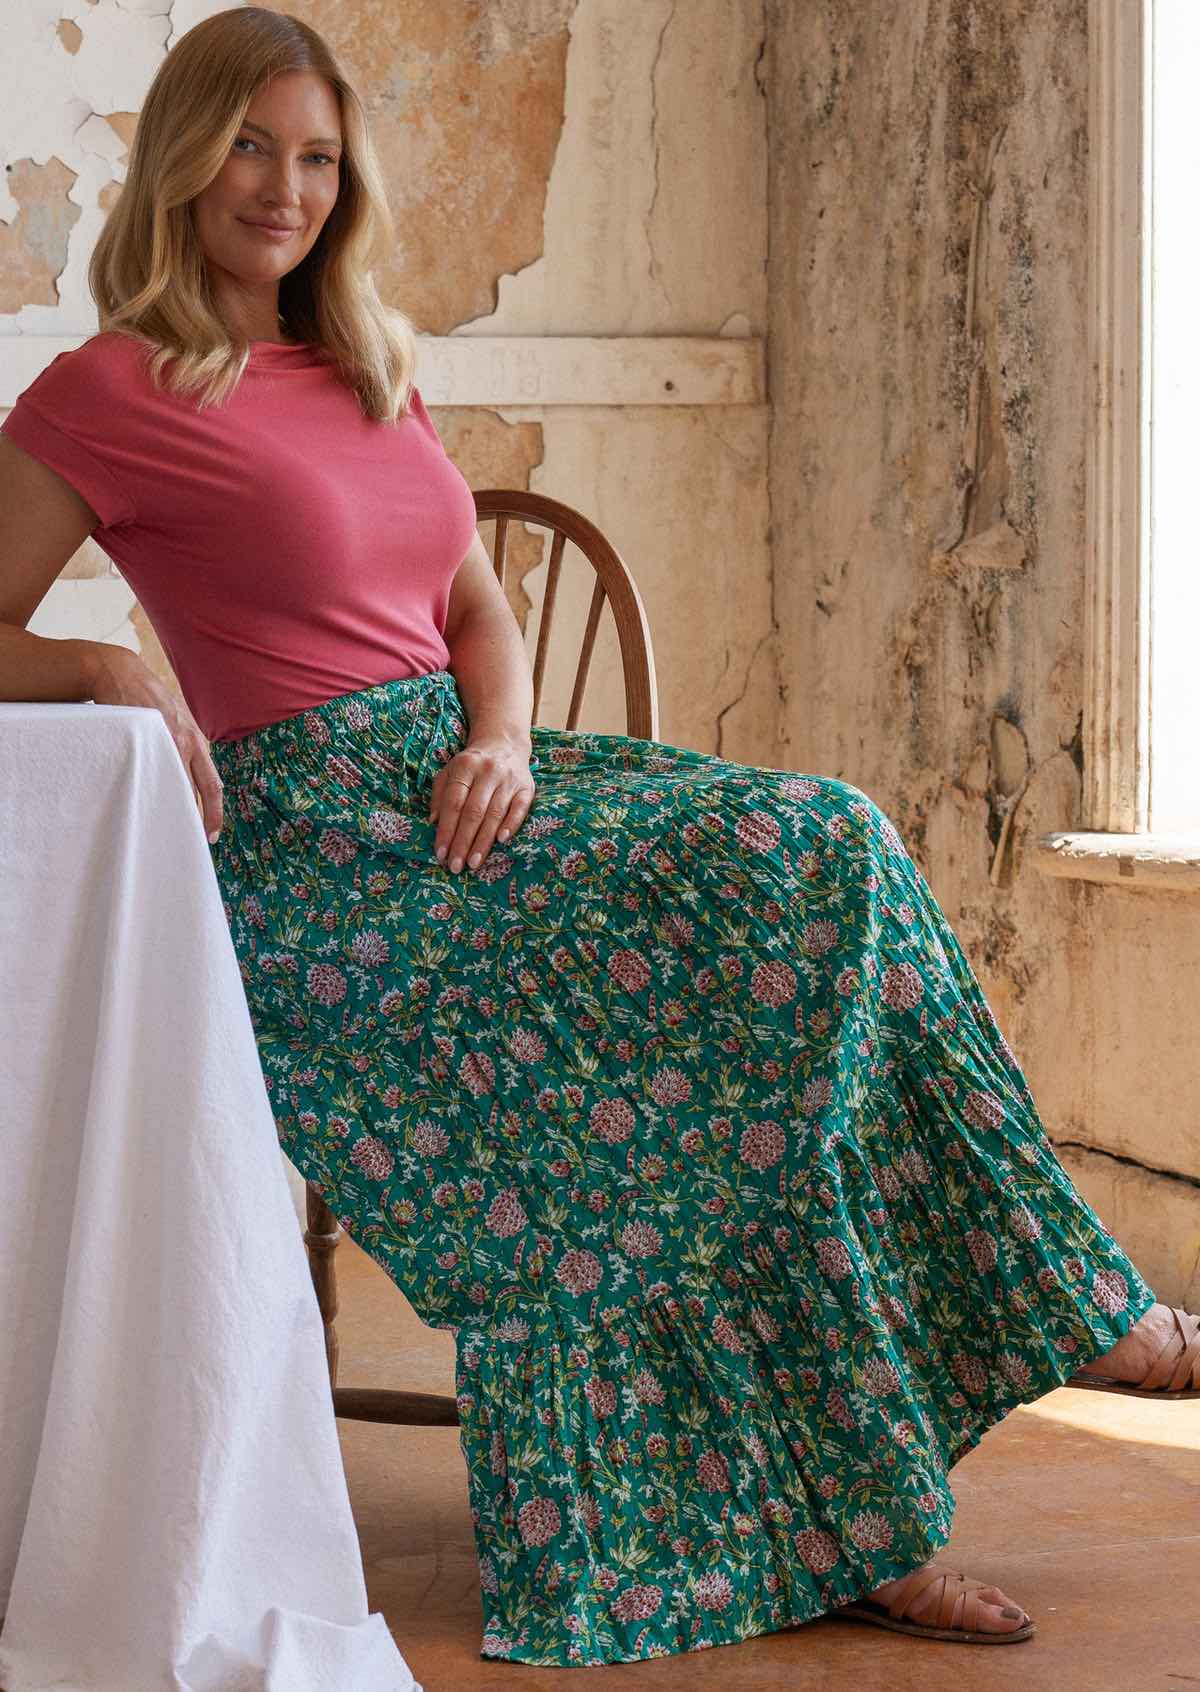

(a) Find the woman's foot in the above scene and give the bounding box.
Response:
[865,1559,1030,1634]
[1074,1300,1195,1386]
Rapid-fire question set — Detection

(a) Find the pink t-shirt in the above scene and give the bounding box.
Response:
[1,331,479,741]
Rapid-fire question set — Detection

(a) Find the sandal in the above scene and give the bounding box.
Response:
[1067,1305,1200,1400]
[831,1560,1036,1644]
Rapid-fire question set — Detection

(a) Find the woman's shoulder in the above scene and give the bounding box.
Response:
[18,329,156,413]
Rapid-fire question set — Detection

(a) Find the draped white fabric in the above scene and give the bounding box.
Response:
[0,702,421,1692]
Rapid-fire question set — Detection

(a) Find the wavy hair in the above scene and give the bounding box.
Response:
[88,6,417,422]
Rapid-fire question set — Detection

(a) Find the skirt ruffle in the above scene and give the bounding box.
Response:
[209,668,1155,1668]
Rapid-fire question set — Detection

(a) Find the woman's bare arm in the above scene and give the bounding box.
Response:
[0,433,226,839]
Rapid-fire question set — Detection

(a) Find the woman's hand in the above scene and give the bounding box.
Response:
[85,644,225,842]
[430,734,535,872]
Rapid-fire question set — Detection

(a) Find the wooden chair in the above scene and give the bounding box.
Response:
[304,487,660,1426]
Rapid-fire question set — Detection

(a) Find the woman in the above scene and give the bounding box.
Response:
[1,6,1196,1671]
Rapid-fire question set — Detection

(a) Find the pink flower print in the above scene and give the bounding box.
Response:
[486,1188,528,1239]
[862,1357,901,1395]
[897,1148,930,1185]
[696,1449,731,1492]
[1000,1352,1033,1392]
[950,1351,989,1395]
[633,1369,665,1405]
[1007,1203,1042,1242]
[608,949,651,992]
[738,1119,786,1171]
[433,1181,457,1206]
[460,1050,495,1096]
[825,813,847,840]
[736,810,781,853]
[849,1509,893,1551]
[349,1135,394,1181]
[610,1584,663,1623]
[1091,1267,1129,1316]
[411,1119,449,1157]
[800,1076,834,1116]
[679,1128,703,1155]
[965,1228,998,1274]
[881,1291,910,1330]
[660,913,694,949]
[478,1553,499,1595]
[646,1432,669,1458]
[801,918,839,955]
[779,776,821,800]
[349,929,390,967]
[835,965,860,996]
[649,1066,691,1105]
[712,1314,747,1353]
[555,1249,603,1295]
[302,711,330,744]
[508,1026,547,1064]
[750,958,797,1007]
[365,807,411,843]
[881,962,923,1009]
[620,1220,663,1257]
[517,1496,561,1547]
[317,827,358,866]
[750,1308,781,1343]
[576,1492,602,1533]
[584,1376,617,1416]
[588,1097,636,1144]
[306,963,347,1006]
[794,1528,840,1573]
[695,1570,735,1612]
[323,753,362,787]
[963,1089,1005,1130]
[815,1237,854,1279]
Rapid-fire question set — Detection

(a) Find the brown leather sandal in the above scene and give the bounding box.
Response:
[832,1561,1036,1644]
[1067,1306,1200,1400]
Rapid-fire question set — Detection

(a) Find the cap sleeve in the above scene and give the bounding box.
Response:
[1,348,136,530]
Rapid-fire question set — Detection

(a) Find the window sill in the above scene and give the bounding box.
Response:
[1032,830,1200,891]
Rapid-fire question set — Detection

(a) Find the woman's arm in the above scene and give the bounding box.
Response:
[435,530,535,872]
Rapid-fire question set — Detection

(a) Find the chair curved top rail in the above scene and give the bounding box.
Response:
[472,488,659,742]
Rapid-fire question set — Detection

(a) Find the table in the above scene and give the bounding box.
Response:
[0,702,422,1692]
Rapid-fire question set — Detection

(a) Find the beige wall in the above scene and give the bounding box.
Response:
[766,0,1200,1306]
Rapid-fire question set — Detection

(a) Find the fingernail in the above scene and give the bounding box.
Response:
[1001,1606,1023,1619]
[208,830,220,844]
[450,856,463,873]
[468,851,481,869]
[497,829,509,842]
[435,844,446,862]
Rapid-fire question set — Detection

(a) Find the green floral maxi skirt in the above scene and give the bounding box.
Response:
[208,666,1154,1669]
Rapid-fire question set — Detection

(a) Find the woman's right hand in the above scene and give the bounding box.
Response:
[85,644,224,842]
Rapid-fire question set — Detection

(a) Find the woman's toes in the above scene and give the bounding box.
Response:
[974,1585,1029,1631]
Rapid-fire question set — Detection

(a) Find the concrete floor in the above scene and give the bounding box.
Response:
[332,1237,1200,1692]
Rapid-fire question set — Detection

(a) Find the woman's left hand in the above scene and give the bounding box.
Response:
[430,735,536,873]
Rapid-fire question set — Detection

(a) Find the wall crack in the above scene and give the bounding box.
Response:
[1054,1138,1200,1194]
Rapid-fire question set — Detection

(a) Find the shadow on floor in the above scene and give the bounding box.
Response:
[332,1236,1200,1692]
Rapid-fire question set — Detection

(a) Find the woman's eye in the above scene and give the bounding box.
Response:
[233,137,336,165]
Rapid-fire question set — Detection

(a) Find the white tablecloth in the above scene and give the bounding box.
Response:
[0,702,423,1692]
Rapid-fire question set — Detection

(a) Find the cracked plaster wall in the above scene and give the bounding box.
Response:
[3,0,774,764]
[767,0,1199,1305]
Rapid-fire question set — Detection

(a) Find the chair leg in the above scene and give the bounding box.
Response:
[303,1181,342,1390]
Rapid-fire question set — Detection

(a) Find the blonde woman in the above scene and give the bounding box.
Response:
[1,6,1195,1671]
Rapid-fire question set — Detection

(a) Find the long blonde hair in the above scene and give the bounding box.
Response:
[88,6,417,422]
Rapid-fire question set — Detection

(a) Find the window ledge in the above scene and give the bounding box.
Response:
[1033,830,1200,891]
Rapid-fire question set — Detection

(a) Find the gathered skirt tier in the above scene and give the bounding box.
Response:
[208,666,1155,1669]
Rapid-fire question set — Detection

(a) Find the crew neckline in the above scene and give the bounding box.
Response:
[245,338,330,366]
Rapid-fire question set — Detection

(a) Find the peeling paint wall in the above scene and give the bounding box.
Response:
[2,0,773,765]
[767,0,1200,1305]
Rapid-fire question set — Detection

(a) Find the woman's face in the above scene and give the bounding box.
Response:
[192,70,343,323]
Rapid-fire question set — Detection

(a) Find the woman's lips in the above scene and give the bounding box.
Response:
[240,219,297,243]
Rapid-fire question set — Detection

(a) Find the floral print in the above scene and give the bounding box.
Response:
[208,667,1155,1668]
